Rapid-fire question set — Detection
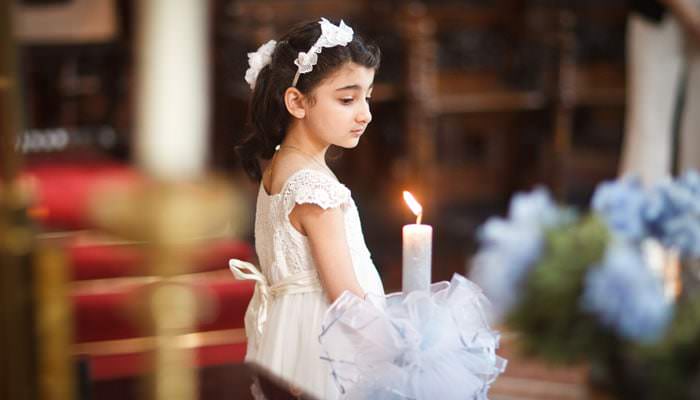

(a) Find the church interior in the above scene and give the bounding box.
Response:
[4,0,699,399]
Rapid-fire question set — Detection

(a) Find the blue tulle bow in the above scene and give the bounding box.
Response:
[319,274,507,400]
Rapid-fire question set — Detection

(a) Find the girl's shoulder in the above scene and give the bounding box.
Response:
[264,153,322,193]
[276,168,351,212]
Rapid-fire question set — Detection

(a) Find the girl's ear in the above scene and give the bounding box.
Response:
[283,87,306,119]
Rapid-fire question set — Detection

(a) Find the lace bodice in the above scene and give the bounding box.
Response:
[254,168,381,294]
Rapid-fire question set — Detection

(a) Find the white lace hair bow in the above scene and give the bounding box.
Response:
[244,39,277,90]
[292,17,354,87]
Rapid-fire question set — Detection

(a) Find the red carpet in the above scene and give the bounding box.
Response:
[22,161,141,230]
[24,161,256,380]
[73,276,254,343]
[69,240,253,281]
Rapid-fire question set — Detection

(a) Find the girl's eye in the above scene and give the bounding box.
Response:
[340,98,354,105]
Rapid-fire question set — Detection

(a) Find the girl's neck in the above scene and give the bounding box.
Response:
[282,124,329,161]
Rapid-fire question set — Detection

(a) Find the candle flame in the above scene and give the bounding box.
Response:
[403,191,423,217]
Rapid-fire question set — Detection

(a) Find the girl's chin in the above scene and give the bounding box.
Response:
[336,137,361,149]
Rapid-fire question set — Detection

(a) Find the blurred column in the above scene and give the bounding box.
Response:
[136,0,209,182]
[133,1,210,399]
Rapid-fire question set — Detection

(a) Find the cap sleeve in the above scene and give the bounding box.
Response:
[282,169,351,215]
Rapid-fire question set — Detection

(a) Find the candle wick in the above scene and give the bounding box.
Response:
[416,213,422,225]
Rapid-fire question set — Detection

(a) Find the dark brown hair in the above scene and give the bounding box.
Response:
[235,19,381,181]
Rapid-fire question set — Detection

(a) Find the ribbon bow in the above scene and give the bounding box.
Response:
[230,259,323,348]
[244,39,277,90]
[229,259,271,346]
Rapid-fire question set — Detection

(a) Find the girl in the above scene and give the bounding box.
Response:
[230,18,384,399]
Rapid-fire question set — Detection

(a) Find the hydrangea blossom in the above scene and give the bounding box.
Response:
[644,170,700,258]
[581,241,673,342]
[470,188,568,320]
[592,176,648,241]
[508,188,568,227]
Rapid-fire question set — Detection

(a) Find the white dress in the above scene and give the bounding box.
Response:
[230,168,385,400]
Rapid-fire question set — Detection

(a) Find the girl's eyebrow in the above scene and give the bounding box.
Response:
[335,83,374,92]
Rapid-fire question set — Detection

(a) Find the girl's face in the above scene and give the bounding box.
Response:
[302,62,375,149]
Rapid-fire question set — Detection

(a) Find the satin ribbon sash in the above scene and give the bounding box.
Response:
[229,259,322,345]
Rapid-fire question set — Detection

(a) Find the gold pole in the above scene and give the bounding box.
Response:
[90,178,242,400]
[0,2,37,399]
[2,5,75,399]
[34,246,75,400]
[0,0,22,180]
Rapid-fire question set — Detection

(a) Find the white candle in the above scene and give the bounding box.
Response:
[402,191,432,292]
[136,0,209,180]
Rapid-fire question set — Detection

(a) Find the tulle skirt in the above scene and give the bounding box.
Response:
[248,290,340,400]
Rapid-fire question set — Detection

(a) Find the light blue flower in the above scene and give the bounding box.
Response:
[644,170,700,257]
[592,176,648,241]
[581,241,673,343]
[470,188,566,320]
[643,182,676,234]
[509,188,569,227]
[478,218,544,267]
[471,241,539,320]
[678,169,700,197]
[657,215,700,258]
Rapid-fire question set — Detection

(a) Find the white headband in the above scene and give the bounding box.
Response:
[292,18,354,87]
[244,18,354,90]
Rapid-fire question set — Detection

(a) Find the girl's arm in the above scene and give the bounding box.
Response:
[661,0,700,42]
[291,203,365,302]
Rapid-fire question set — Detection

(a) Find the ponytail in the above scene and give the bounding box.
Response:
[236,63,290,181]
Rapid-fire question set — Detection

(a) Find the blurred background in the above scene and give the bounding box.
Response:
[0,0,663,399]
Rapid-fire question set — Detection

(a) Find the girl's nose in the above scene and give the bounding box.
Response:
[357,101,372,124]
